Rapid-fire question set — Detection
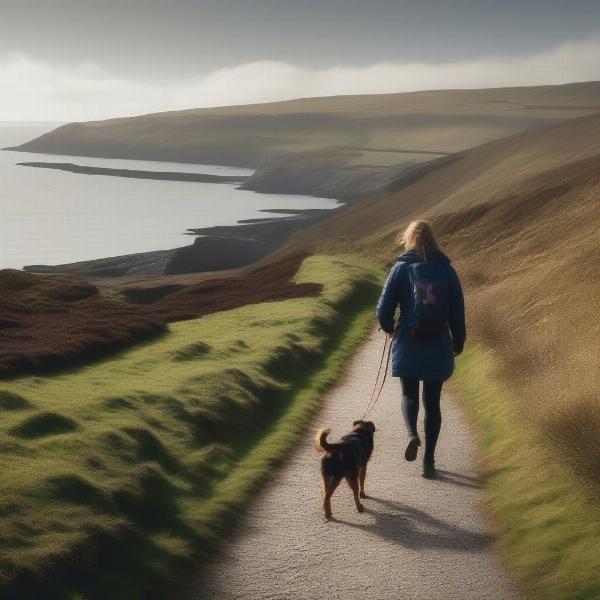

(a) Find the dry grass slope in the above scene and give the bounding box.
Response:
[289,111,600,243]
[278,111,600,598]
[292,111,600,492]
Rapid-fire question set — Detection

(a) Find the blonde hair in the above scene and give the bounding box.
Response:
[400,220,440,259]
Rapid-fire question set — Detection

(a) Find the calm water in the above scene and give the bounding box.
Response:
[0,124,339,270]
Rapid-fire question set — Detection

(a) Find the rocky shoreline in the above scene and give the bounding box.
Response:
[16,160,343,278]
[14,151,392,279]
[24,209,335,278]
[9,137,397,279]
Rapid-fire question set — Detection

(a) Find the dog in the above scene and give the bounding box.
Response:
[314,420,376,519]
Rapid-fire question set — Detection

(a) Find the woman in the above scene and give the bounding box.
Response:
[376,220,466,479]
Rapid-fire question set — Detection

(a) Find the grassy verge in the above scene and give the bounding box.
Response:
[451,346,600,600]
[0,255,383,599]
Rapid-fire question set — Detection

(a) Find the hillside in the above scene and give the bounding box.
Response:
[9,83,600,202]
[287,110,600,491]
[290,110,600,243]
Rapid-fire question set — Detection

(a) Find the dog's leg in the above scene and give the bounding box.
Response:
[359,464,367,499]
[323,475,341,519]
[346,474,365,512]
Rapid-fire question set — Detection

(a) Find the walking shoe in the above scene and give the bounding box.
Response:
[404,435,421,462]
[422,462,437,479]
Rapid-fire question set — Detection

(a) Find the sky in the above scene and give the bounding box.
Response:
[1,0,600,121]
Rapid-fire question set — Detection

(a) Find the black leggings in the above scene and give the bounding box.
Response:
[400,378,443,465]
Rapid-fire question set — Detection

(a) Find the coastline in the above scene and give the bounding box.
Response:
[17,161,250,184]
[12,159,348,279]
[16,150,400,278]
[5,119,410,279]
[24,208,338,278]
[8,129,405,279]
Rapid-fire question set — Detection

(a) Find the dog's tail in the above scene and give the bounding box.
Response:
[315,428,332,453]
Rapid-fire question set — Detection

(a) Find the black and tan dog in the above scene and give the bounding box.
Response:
[315,420,376,519]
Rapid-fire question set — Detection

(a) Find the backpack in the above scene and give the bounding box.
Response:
[406,261,449,339]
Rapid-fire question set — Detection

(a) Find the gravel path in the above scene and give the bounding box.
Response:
[185,330,518,600]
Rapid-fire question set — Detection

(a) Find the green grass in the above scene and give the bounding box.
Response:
[347,149,446,168]
[0,254,384,599]
[451,346,600,600]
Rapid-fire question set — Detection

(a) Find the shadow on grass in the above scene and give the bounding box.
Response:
[10,411,78,439]
[10,467,199,600]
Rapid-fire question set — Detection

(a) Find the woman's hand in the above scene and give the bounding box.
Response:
[386,328,396,339]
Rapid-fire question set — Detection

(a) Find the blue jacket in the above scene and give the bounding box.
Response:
[376,250,466,381]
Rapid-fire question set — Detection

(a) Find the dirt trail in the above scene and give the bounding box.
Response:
[185,331,518,600]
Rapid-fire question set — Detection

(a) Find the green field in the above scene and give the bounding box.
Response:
[451,347,600,600]
[0,255,384,599]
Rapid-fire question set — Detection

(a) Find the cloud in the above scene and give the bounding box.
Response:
[1,35,600,121]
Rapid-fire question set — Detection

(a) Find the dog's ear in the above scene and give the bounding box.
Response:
[353,420,376,433]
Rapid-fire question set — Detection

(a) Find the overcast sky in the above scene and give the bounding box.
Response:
[1,0,600,120]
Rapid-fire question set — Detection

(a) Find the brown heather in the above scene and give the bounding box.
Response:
[0,253,320,378]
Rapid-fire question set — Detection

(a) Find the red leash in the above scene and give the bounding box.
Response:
[361,333,393,420]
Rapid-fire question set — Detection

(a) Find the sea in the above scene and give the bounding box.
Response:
[0,123,339,270]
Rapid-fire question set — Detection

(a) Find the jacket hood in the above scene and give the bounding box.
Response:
[397,249,451,264]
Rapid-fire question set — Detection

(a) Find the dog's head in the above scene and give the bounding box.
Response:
[352,420,376,435]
